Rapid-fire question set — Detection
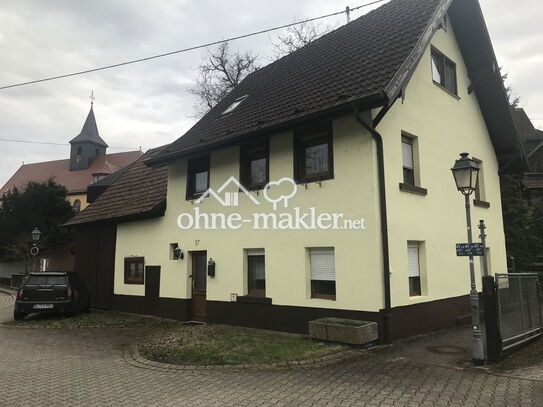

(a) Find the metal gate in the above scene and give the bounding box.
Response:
[496,273,543,351]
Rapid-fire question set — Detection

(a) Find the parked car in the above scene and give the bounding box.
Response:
[14,272,91,321]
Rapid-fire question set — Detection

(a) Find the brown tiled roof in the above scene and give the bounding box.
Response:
[64,148,168,226]
[0,151,142,196]
[147,0,442,164]
[145,0,526,172]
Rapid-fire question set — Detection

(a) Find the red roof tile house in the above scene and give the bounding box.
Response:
[68,0,526,341]
[1,106,142,212]
[1,105,142,274]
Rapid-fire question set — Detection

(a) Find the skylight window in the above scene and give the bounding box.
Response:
[222,95,249,115]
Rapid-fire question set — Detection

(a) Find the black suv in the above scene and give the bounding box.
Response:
[14,272,92,320]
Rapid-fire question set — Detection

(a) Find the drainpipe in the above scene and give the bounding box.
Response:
[352,107,392,344]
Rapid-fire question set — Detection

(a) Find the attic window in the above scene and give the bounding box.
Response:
[431,47,457,96]
[222,95,249,115]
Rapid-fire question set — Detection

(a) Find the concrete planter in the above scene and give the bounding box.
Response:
[308,318,378,345]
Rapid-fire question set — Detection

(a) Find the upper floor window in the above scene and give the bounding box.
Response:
[294,123,334,183]
[222,95,249,115]
[240,139,269,190]
[431,47,457,96]
[402,135,415,185]
[186,154,210,200]
[473,158,489,207]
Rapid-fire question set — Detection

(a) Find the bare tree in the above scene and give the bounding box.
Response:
[272,18,333,59]
[189,42,259,116]
[3,237,33,273]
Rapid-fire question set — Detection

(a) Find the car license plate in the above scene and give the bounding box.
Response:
[33,304,53,309]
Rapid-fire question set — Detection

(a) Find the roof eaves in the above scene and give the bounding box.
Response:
[144,92,387,168]
[384,0,452,103]
[63,199,166,228]
[448,0,528,173]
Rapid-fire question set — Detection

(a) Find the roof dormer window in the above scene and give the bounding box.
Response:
[222,95,249,115]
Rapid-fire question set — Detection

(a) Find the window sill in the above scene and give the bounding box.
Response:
[408,295,428,300]
[295,175,334,185]
[399,183,428,196]
[473,199,490,208]
[311,295,336,301]
[236,296,272,305]
[432,81,460,100]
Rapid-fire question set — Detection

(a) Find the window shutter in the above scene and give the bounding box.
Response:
[310,248,335,281]
[402,140,414,169]
[407,243,420,277]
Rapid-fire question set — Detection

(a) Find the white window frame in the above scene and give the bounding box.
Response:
[309,247,336,300]
[407,242,422,297]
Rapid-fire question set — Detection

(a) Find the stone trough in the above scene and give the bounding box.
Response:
[308,318,378,346]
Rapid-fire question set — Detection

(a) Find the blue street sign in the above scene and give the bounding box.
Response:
[456,243,485,257]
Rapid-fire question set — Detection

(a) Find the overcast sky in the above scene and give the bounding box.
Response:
[0,0,541,187]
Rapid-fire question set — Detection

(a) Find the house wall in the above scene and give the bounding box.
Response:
[115,116,385,312]
[376,15,507,314]
[112,17,507,339]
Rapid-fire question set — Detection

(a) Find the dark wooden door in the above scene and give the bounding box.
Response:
[74,225,116,310]
[191,251,207,321]
[145,266,161,316]
[96,226,116,309]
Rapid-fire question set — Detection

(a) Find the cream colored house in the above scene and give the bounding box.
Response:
[67,0,526,342]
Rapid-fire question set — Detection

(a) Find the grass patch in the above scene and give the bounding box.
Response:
[139,324,347,366]
[3,310,163,328]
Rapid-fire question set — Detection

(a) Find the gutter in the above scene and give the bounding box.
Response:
[352,105,392,344]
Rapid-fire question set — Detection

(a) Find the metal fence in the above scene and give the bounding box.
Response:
[495,273,543,351]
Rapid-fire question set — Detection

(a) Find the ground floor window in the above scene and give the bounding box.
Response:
[407,242,422,296]
[309,247,336,300]
[125,257,145,284]
[247,249,265,297]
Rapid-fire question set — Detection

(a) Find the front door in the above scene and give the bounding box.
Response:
[145,266,161,316]
[191,251,207,321]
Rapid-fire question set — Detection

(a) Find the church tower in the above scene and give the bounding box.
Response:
[69,97,108,171]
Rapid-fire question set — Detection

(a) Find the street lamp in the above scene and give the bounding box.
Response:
[31,227,41,273]
[451,153,484,364]
[31,228,41,242]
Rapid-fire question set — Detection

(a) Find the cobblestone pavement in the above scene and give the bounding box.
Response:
[0,291,542,406]
[0,289,14,307]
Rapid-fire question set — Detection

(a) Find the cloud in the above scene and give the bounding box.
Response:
[0,0,541,187]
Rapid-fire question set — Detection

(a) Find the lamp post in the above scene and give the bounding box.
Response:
[451,153,484,364]
[31,227,41,272]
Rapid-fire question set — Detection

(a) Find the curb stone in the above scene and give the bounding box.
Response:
[126,343,364,372]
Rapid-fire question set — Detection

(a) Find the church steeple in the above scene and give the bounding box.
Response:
[69,95,108,171]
